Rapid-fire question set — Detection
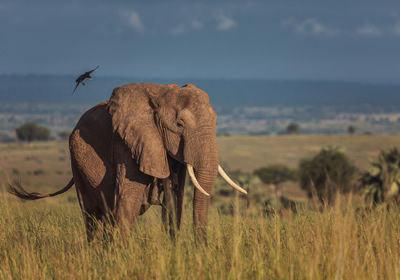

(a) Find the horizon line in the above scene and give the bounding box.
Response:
[0,73,399,85]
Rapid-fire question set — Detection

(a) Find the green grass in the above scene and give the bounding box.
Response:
[1,135,400,278]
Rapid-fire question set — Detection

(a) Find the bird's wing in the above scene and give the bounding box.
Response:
[86,65,99,75]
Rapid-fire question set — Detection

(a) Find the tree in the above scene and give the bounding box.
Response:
[15,122,50,142]
[286,122,299,134]
[348,125,356,135]
[360,147,400,205]
[299,145,357,205]
[254,164,297,197]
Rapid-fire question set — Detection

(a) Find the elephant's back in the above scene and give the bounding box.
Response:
[71,103,113,146]
[74,103,112,133]
[69,103,114,188]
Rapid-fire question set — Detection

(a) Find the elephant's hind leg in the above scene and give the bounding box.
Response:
[83,209,106,242]
[72,163,113,243]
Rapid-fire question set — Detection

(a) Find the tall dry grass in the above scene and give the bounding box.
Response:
[2,137,400,279]
[1,191,400,279]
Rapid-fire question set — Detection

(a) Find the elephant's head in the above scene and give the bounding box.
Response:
[107,83,246,240]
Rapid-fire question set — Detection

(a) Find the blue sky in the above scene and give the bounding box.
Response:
[1,0,400,82]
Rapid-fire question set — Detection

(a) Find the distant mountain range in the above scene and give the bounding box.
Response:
[1,75,400,108]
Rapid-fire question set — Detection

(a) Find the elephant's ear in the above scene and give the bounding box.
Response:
[107,83,176,178]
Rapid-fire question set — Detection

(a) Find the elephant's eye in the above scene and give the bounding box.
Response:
[177,119,185,128]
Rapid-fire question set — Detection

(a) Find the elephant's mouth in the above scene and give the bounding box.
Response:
[187,163,248,196]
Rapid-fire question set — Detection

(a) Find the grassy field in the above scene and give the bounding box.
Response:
[1,195,400,279]
[1,135,400,279]
[217,134,400,171]
[2,134,400,194]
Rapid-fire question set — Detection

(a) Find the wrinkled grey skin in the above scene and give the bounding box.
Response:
[68,83,218,242]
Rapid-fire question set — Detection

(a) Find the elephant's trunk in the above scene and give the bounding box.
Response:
[192,163,218,243]
[185,132,218,242]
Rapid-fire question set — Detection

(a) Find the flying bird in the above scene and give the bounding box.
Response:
[72,66,99,94]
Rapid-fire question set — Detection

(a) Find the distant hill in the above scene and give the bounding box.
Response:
[1,75,400,108]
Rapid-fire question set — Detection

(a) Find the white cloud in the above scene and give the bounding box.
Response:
[293,18,336,36]
[170,20,204,35]
[281,18,337,36]
[282,18,400,38]
[357,24,382,37]
[217,14,237,31]
[119,10,144,33]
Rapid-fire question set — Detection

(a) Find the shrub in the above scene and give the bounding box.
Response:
[286,122,300,134]
[360,147,400,205]
[263,197,298,216]
[299,145,357,205]
[348,125,356,135]
[254,164,297,197]
[254,165,297,185]
[33,169,45,176]
[15,122,50,142]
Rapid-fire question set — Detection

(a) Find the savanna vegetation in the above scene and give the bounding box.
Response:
[15,122,50,142]
[1,134,400,279]
[299,145,357,205]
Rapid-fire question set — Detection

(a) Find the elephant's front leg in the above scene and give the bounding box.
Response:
[115,161,153,238]
[162,161,186,238]
[162,177,177,237]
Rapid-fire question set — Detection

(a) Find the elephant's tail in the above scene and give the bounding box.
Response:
[8,178,74,201]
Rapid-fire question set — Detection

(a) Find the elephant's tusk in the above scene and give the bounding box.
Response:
[218,165,248,194]
[187,164,210,197]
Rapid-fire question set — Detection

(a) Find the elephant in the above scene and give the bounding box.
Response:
[9,82,246,243]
